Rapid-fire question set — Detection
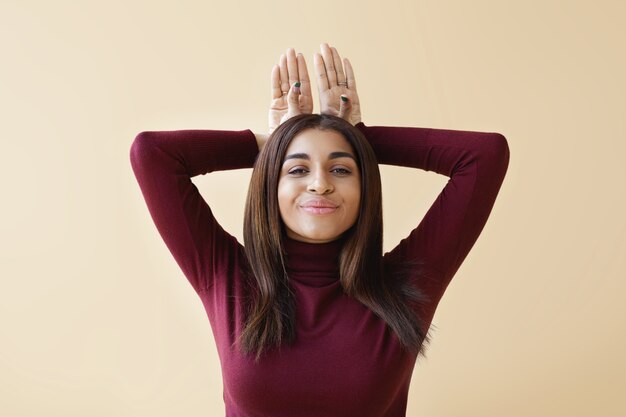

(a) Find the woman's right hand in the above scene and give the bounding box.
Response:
[314,43,362,125]
[268,47,313,134]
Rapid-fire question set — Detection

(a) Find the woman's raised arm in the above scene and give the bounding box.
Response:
[357,123,509,292]
[130,47,312,294]
[316,43,510,314]
[129,128,259,293]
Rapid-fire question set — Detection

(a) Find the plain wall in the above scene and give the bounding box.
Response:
[1,0,625,416]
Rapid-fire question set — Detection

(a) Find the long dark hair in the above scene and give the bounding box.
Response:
[237,113,433,363]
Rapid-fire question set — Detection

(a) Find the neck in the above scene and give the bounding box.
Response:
[283,234,347,281]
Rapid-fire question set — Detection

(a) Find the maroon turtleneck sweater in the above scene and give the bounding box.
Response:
[129,121,509,416]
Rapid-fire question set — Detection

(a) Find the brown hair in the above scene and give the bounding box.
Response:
[237,113,433,362]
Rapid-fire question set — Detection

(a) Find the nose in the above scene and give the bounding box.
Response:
[307,171,334,194]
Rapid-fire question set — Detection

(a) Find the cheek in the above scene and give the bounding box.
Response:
[277,180,296,216]
[344,179,362,217]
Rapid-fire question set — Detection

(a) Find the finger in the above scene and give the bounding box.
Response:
[314,52,329,91]
[297,53,313,99]
[338,95,352,120]
[287,81,302,114]
[320,42,337,86]
[343,58,358,92]
[331,46,346,86]
[271,64,283,100]
[279,53,289,95]
[286,48,299,86]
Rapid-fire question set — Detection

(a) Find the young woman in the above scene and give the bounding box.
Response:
[130,43,510,417]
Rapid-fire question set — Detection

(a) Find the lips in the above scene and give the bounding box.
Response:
[300,198,339,215]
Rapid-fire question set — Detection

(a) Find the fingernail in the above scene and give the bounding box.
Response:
[341,95,348,102]
[295,82,301,88]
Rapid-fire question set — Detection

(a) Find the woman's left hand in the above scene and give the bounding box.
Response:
[268,48,313,134]
[314,43,362,126]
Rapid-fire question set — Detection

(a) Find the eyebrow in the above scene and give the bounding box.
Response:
[283,152,356,163]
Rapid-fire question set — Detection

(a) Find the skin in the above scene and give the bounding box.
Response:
[254,43,364,243]
[313,43,362,126]
[278,128,361,244]
[263,42,362,141]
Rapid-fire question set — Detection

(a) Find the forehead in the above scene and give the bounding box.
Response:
[285,128,354,155]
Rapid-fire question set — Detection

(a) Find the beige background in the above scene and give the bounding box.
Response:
[1,0,624,416]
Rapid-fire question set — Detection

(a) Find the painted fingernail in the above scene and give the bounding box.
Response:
[341,95,348,102]
[295,82,301,88]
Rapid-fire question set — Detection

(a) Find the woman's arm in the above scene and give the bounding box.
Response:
[315,43,510,310]
[129,128,260,293]
[130,48,309,294]
[254,132,269,151]
[357,123,510,298]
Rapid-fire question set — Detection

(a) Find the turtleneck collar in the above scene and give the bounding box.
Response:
[283,234,346,281]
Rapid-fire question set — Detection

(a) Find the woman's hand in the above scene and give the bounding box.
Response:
[268,47,313,134]
[313,43,362,125]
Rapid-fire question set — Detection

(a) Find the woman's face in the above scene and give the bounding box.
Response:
[278,128,361,244]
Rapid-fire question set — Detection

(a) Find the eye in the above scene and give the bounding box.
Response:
[287,167,308,175]
[332,167,351,175]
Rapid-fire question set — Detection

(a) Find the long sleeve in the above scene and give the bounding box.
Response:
[355,122,510,308]
[129,129,259,293]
